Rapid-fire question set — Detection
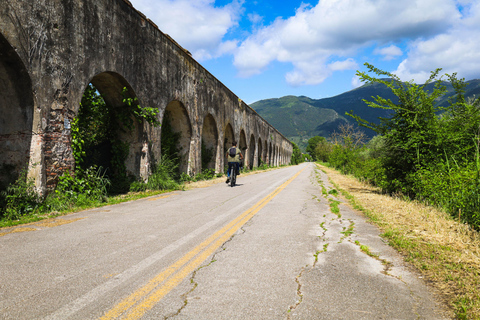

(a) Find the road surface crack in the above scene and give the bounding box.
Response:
[286,266,306,319]
[164,232,238,319]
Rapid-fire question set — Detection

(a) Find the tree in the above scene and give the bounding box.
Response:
[290,142,304,165]
[313,138,332,162]
[349,63,480,194]
[348,63,448,193]
[306,136,324,160]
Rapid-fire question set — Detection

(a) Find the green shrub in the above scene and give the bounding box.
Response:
[194,168,216,181]
[45,166,110,211]
[130,156,180,192]
[412,160,480,229]
[0,169,40,220]
[146,157,180,191]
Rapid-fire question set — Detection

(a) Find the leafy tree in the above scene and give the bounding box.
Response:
[349,63,480,195]
[313,138,332,162]
[306,136,324,160]
[348,63,449,193]
[290,142,304,165]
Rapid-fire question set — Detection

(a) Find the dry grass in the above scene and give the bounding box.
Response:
[0,217,86,236]
[0,227,37,237]
[319,164,480,319]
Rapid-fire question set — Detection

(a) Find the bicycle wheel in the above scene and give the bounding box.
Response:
[230,167,236,187]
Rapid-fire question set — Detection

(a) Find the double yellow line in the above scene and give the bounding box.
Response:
[100,167,305,320]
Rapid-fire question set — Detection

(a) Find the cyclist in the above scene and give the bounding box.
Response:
[226,141,243,184]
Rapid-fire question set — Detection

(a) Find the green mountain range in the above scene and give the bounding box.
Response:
[251,79,480,150]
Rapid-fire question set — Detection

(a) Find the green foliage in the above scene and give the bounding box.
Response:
[290,142,304,165]
[0,169,40,220]
[201,141,215,170]
[313,137,332,162]
[47,166,110,209]
[118,87,160,131]
[161,112,181,160]
[75,84,112,169]
[147,156,179,190]
[130,156,180,191]
[70,117,86,166]
[341,63,480,229]
[412,159,480,229]
[350,63,466,194]
[306,136,324,160]
[195,168,216,181]
[74,84,161,194]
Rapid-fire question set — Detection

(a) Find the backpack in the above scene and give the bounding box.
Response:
[229,147,237,158]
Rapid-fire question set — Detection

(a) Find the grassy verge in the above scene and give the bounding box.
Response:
[0,189,174,229]
[318,163,480,320]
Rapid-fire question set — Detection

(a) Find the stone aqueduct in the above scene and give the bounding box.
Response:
[0,0,293,193]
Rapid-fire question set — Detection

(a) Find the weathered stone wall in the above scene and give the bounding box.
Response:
[0,0,293,194]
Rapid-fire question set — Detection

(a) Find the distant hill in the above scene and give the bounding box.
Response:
[251,79,480,150]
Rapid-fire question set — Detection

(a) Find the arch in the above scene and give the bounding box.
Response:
[264,140,268,165]
[224,123,235,154]
[77,72,144,192]
[257,137,263,166]
[248,134,256,169]
[0,33,34,191]
[239,129,247,154]
[201,114,218,171]
[276,145,280,166]
[161,100,192,175]
[268,142,273,166]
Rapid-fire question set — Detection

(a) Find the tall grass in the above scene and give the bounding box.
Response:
[0,169,41,220]
[412,148,480,229]
[326,137,480,230]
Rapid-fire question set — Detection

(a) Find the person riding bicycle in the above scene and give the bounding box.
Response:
[226,141,243,184]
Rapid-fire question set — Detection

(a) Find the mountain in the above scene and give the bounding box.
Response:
[251,79,480,149]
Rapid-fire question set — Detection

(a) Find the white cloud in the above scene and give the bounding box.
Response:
[248,13,263,25]
[328,58,358,71]
[129,0,243,60]
[129,0,480,89]
[374,45,403,61]
[233,0,461,86]
[351,75,363,89]
[284,58,358,87]
[393,1,480,82]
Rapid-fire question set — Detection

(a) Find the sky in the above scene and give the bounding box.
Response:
[129,0,480,104]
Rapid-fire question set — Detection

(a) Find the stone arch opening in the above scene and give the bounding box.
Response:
[248,134,256,169]
[201,114,218,171]
[275,145,279,166]
[257,137,263,165]
[0,34,34,192]
[224,123,235,154]
[239,130,247,155]
[274,145,277,166]
[263,140,268,164]
[76,72,143,193]
[268,142,273,165]
[161,100,192,175]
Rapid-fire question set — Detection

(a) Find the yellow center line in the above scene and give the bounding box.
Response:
[100,166,306,320]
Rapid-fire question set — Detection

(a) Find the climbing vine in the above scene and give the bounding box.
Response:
[72,84,160,193]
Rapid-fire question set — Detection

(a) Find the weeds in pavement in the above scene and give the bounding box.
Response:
[328,199,341,218]
[318,163,480,319]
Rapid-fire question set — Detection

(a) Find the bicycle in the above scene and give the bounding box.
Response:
[229,163,237,187]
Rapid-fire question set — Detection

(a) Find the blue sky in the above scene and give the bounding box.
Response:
[129,0,480,104]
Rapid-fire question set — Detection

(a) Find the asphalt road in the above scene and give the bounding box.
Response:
[0,163,448,319]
